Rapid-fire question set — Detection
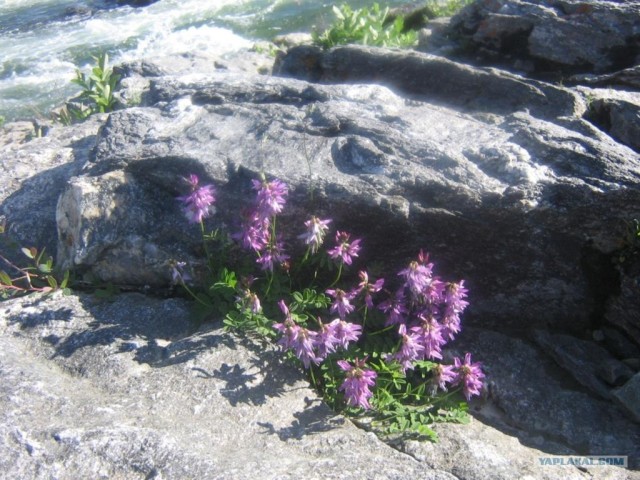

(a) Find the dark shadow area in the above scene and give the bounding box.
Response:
[257,401,346,441]
[206,342,306,407]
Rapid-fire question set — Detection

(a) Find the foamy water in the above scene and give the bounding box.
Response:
[0,0,410,122]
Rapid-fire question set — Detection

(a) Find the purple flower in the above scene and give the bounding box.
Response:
[328,319,362,349]
[326,288,355,319]
[236,211,270,251]
[170,261,191,285]
[444,280,469,311]
[352,270,385,308]
[327,231,362,266]
[386,324,425,373]
[378,289,409,326]
[252,178,288,217]
[337,357,377,410]
[238,290,261,314]
[453,353,485,400]
[177,174,216,223]
[273,302,319,369]
[292,328,320,369]
[430,363,457,394]
[273,316,299,351]
[256,240,290,272]
[299,216,332,253]
[411,314,446,360]
[398,259,433,297]
[314,318,339,360]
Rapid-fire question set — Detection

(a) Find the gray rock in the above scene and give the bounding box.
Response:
[601,326,640,360]
[2,291,638,479]
[606,256,640,353]
[613,373,640,423]
[446,0,640,75]
[0,291,457,480]
[274,45,581,119]
[587,98,640,153]
[449,328,640,471]
[533,330,634,398]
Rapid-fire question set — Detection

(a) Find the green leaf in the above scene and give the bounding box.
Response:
[38,263,52,273]
[0,270,12,286]
[47,276,58,289]
[60,270,70,289]
[21,247,36,259]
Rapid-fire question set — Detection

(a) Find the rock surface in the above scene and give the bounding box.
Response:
[444,0,640,76]
[1,292,636,479]
[2,3,640,478]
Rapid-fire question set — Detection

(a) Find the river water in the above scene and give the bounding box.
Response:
[0,0,416,122]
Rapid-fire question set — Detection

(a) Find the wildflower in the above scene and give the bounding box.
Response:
[299,216,332,253]
[177,174,216,223]
[170,261,191,285]
[337,357,377,409]
[385,324,424,373]
[252,178,288,218]
[429,363,457,395]
[327,231,362,266]
[328,319,362,349]
[326,288,355,319]
[398,259,433,297]
[378,289,409,326]
[411,314,446,360]
[238,290,261,314]
[292,327,320,369]
[314,318,339,360]
[441,281,468,340]
[273,316,300,351]
[351,270,385,308]
[256,240,290,272]
[236,212,270,251]
[453,353,485,400]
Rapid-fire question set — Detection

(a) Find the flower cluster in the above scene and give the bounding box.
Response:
[177,174,216,223]
[273,300,362,369]
[176,174,484,414]
[236,177,290,271]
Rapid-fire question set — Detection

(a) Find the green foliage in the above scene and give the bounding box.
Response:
[69,53,120,119]
[313,3,418,49]
[426,0,474,18]
[0,115,5,128]
[0,225,71,299]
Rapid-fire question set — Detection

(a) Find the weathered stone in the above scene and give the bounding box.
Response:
[533,330,635,398]
[1,292,637,479]
[606,270,640,352]
[601,326,640,360]
[0,115,105,261]
[613,373,640,423]
[20,54,626,344]
[450,328,640,470]
[586,98,640,153]
[0,292,458,480]
[446,0,640,75]
[274,45,581,119]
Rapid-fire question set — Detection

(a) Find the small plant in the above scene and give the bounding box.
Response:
[313,3,418,49]
[70,53,120,116]
[0,115,5,128]
[171,173,484,440]
[426,0,474,18]
[0,222,70,299]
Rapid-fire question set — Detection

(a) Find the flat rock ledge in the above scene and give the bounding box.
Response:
[0,291,635,480]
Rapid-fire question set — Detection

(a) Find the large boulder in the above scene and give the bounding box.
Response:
[443,0,640,76]
[44,47,640,346]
